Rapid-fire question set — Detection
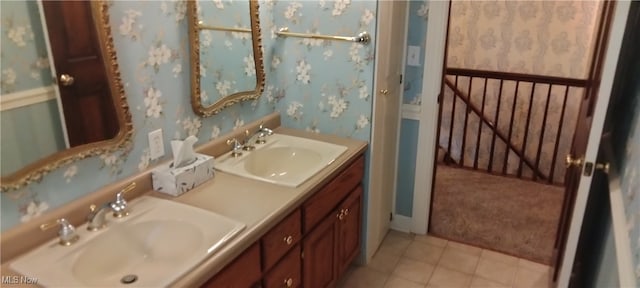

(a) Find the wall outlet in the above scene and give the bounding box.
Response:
[148,129,165,160]
[407,45,421,67]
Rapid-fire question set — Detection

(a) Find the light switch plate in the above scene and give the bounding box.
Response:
[407,45,420,67]
[148,129,165,160]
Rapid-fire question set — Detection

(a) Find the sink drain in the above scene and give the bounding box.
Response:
[121,274,138,284]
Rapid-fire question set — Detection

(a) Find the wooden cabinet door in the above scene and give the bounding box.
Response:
[303,209,339,288]
[41,1,118,147]
[203,243,261,288]
[337,186,362,276]
[263,245,301,288]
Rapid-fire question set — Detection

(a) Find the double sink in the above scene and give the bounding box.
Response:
[10,132,347,286]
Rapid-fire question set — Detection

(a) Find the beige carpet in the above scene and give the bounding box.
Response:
[430,165,565,264]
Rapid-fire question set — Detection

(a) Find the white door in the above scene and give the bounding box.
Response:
[410,0,450,234]
[367,0,407,261]
[557,1,631,287]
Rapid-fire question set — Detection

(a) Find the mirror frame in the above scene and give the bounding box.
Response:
[1,1,133,192]
[187,0,265,117]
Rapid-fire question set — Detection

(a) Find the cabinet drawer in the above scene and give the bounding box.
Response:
[203,243,261,288]
[263,245,301,288]
[303,155,364,232]
[262,209,301,270]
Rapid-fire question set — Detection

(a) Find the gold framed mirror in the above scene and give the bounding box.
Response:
[187,0,265,117]
[0,1,133,191]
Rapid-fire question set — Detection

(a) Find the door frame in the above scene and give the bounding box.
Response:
[410,0,449,234]
[408,4,631,285]
[37,0,70,149]
[366,0,408,262]
[557,2,630,286]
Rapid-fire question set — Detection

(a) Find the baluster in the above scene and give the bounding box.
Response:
[488,79,504,173]
[534,84,553,181]
[461,77,473,167]
[503,81,520,175]
[518,82,536,178]
[549,85,570,184]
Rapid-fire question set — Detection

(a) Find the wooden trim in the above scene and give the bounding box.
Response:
[390,214,412,233]
[446,68,590,87]
[0,86,57,111]
[412,0,449,235]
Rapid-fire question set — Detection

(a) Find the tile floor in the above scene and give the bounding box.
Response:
[338,230,552,288]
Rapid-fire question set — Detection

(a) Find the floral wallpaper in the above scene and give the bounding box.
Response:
[0,1,53,94]
[447,0,602,79]
[197,0,257,106]
[0,0,377,231]
[438,1,603,184]
[263,0,376,137]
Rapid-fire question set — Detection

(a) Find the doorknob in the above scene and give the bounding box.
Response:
[595,162,610,174]
[565,155,584,168]
[58,74,75,86]
[379,89,389,95]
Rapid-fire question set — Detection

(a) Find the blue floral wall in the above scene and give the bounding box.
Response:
[0,1,52,94]
[0,0,377,231]
[197,0,257,106]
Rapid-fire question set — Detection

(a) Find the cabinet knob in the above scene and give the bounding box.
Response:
[284,277,293,287]
[284,235,293,245]
[343,208,350,216]
[337,209,345,220]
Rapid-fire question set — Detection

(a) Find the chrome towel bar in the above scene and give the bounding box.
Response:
[276,27,370,45]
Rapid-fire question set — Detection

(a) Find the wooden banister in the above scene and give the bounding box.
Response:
[443,78,548,180]
[446,68,589,88]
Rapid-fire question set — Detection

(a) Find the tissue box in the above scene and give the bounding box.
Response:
[151,153,215,196]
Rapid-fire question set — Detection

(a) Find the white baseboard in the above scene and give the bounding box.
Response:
[1,85,57,111]
[390,214,412,233]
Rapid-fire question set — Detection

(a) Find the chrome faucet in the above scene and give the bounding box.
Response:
[86,182,135,231]
[40,218,79,246]
[86,203,112,231]
[226,138,244,157]
[246,123,274,146]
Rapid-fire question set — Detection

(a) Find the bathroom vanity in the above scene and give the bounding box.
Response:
[204,155,364,287]
[0,114,368,287]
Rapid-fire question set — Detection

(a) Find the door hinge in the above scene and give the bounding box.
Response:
[399,74,403,84]
[437,92,442,104]
[389,213,393,222]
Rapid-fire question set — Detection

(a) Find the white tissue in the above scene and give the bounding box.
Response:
[171,135,198,168]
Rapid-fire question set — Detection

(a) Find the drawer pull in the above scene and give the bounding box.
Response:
[284,235,294,245]
[284,277,293,287]
[337,209,345,221]
[344,208,350,216]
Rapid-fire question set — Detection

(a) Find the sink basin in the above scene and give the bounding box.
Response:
[10,196,245,287]
[215,134,347,187]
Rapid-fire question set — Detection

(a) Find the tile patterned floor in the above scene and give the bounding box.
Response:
[338,230,552,288]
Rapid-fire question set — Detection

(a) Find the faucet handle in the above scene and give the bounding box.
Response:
[242,130,256,151]
[112,182,134,218]
[226,138,243,157]
[255,123,273,144]
[40,218,79,246]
